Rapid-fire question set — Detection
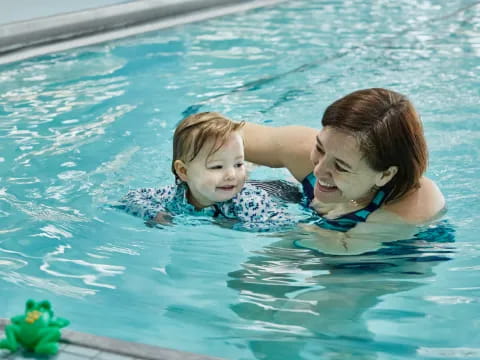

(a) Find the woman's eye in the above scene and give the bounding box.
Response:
[335,163,348,172]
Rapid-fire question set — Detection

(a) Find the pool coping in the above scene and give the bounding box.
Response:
[0,0,287,65]
[0,318,223,360]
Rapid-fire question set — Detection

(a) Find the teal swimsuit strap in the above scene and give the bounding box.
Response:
[293,185,387,252]
[300,172,388,232]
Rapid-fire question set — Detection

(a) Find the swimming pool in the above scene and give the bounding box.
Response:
[0,0,479,358]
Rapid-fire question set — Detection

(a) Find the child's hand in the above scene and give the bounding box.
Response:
[145,212,173,227]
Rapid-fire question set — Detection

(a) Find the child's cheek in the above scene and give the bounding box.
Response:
[210,174,221,186]
[240,172,246,184]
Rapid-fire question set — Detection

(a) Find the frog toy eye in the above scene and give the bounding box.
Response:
[39,301,51,311]
[38,301,53,317]
[25,299,36,310]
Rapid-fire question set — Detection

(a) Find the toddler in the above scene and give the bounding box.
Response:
[121,112,291,230]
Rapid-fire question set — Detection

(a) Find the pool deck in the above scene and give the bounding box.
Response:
[0,0,133,25]
[0,0,286,65]
[1,318,222,360]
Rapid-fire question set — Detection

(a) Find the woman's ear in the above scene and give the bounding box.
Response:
[174,160,188,182]
[376,166,398,187]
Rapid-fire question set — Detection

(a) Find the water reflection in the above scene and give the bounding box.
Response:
[228,222,455,359]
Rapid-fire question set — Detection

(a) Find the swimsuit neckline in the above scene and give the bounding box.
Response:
[301,172,388,232]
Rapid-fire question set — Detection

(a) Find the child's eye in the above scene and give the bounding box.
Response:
[235,162,244,168]
[316,145,324,154]
[209,165,223,170]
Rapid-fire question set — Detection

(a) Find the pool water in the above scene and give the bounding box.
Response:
[1,0,479,359]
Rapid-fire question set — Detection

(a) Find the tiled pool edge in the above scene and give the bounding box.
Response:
[0,0,287,65]
[0,318,223,360]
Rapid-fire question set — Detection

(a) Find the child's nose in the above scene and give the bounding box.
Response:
[224,167,235,180]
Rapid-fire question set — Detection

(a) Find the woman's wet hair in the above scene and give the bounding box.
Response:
[172,112,244,181]
[322,88,427,203]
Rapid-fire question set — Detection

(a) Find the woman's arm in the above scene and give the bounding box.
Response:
[243,122,318,181]
[296,217,418,255]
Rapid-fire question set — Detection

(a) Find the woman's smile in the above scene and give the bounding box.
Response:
[316,179,337,191]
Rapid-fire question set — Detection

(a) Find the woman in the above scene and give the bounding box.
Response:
[243,88,445,254]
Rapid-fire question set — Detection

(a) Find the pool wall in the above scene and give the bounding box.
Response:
[1,318,222,360]
[0,0,286,65]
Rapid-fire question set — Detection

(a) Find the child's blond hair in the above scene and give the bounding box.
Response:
[172,112,244,181]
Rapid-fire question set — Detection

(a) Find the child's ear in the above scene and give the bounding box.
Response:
[174,160,188,182]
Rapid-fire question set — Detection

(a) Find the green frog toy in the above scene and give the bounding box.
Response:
[0,299,69,355]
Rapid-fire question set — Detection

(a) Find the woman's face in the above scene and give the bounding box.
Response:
[310,127,389,205]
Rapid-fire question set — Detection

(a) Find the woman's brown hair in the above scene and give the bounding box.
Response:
[322,88,427,203]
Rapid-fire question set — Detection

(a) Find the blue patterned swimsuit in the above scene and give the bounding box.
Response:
[120,182,293,231]
[301,172,388,232]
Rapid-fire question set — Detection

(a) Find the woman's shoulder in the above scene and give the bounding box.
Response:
[380,176,445,224]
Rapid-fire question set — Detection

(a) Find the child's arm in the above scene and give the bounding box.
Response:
[145,211,174,227]
[232,184,294,232]
[120,186,174,221]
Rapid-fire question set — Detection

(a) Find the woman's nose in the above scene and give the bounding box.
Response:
[313,157,331,177]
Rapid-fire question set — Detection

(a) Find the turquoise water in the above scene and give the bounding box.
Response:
[0,0,479,359]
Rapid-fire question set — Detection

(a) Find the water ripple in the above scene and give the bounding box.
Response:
[418,347,480,358]
[12,104,135,162]
[424,295,478,305]
[31,224,73,240]
[41,256,125,290]
[0,257,27,270]
[0,271,96,298]
[0,189,86,222]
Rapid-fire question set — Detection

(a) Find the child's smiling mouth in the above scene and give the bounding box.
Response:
[217,185,236,191]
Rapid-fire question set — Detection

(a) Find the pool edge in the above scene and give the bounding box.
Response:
[0,317,223,360]
[0,0,288,66]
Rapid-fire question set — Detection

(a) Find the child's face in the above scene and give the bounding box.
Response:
[178,132,246,209]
